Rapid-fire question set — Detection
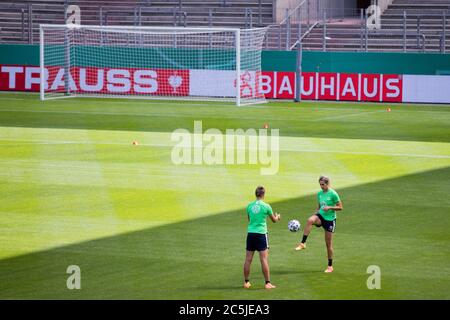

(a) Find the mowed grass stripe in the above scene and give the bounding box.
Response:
[1,93,450,142]
[0,93,449,299]
[0,167,449,299]
[1,126,449,156]
[2,92,450,111]
[1,127,449,262]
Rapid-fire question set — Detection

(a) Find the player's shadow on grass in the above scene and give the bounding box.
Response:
[271,269,323,275]
[195,285,244,291]
[0,167,449,299]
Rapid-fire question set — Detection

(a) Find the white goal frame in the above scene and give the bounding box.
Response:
[39,24,268,106]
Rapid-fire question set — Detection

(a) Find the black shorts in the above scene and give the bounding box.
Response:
[315,213,336,233]
[246,233,269,252]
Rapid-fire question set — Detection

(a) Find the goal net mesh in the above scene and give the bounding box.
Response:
[40,25,267,105]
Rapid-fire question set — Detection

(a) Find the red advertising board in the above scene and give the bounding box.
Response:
[0,65,189,96]
[257,71,402,102]
[0,65,403,102]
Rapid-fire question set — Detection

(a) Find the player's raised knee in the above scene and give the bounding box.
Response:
[307,217,316,225]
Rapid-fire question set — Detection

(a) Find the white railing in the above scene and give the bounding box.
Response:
[279,0,306,25]
[376,0,394,14]
[267,0,323,50]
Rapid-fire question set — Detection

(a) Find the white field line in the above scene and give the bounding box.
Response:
[312,107,450,114]
[0,100,233,107]
[0,138,155,147]
[0,108,288,120]
[2,105,450,118]
[314,110,385,121]
[0,107,383,121]
[287,148,450,159]
[1,107,449,122]
[0,140,81,145]
[0,161,295,183]
[0,137,449,159]
[2,91,450,109]
[0,98,30,101]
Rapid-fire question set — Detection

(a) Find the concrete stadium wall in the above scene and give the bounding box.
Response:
[275,0,357,23]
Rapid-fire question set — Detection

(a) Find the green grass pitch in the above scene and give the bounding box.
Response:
[0,92,449,299]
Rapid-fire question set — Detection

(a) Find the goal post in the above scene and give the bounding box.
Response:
[39,24,268,106]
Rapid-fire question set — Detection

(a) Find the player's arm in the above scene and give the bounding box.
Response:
[316,192,321,213]
[325,201,343,211]
[323,192,343,212]
[266,204,280,223]
[269,212,281,223]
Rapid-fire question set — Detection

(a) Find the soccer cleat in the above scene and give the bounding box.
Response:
[244,282,251,289]
[324,266,334,273]
[295,243,306,251]
[264,283,276,289]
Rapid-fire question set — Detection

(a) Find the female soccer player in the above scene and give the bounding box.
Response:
[295,176,343,273]
[243,186,281,289]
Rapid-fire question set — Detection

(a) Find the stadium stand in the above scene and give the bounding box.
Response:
[301,0,450,52]
[0,0,274,44]
[0,0,448,52]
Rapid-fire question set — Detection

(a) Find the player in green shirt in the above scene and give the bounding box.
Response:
[243,186,281,289]
[295,176,343,273]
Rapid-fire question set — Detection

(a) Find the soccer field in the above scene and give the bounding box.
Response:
[0,92,449,299]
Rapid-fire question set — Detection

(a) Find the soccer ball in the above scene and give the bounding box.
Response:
[288,220,301,232]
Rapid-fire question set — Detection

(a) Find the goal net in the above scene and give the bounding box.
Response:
[39,25,268,106]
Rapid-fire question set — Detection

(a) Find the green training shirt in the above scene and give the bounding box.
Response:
[317,188,341,221]
[246,200,273,234]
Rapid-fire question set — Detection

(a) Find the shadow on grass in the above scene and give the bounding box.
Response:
[0,167,449,299]
[271,269,323,275]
